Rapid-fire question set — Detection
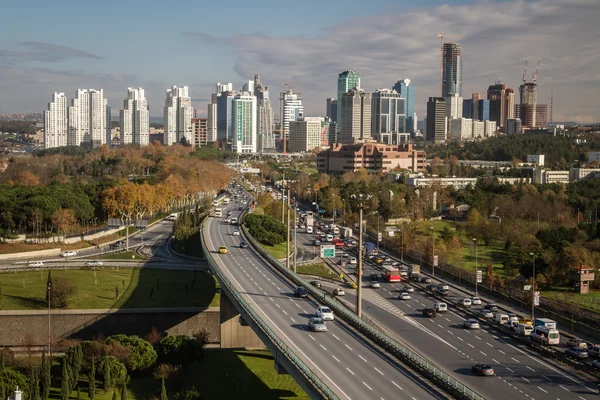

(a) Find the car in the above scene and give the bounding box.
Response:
[437,288,450,296]
[402,286,414,293]
[399,292,411,300]
[310,281,322,288]
[349,257,357,265]
[333,288,346,296]
[471,364,495,376]
[422,308,436,318]
[566,338,587,348]
[239,241,248,248]
[308,317,327,332]
[484,304,498,312]
[479,309,494,318]
[294,287,309,298]
[218,246,228,254]
[471,297,482,305]
[566,347,589,359]
[85,261,104,267]
[592,359,600,369]
[316,306,334,321]
[464,319,480,329]
[421,276,432,283]
[459,298,472,308]
[437,283,449,291]
[28,261,44,268]
[369,281,381,289]
[233,230,240,236]
[61,250,77,257]
[426,284,437,292]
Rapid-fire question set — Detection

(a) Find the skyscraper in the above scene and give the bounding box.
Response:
[120,87,149,146]
[487,83,515,129]
[207,103,217,142]
[392,79,416,134]
[289,117,330,153]
[339,87,371,144]
[442,43,463,97]
[232,92,257,154]
[279,88,303,147]
[371,88,406,141]
[326,98,337,122]
[253,75,275,152]
[477,99,490,121]
[44,92,67,149]
[337,70,360,133]
[68,89,110,147]
[217,90,235,143]
[426,97,447,143]
[519,82,537,129]
[163,86,193,146]
[445,94,463,120]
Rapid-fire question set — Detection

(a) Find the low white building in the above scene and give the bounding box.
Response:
[570,167,600,181]
[527,154,545,167]
[533,168,569,184]
[484,120,497,137]
[406,176,478,190]
[588,152,600,163]
[472,120,485,139]
[450,118,472,141]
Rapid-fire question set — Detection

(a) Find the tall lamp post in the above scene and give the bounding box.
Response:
[286,187,291,270]
[376,211,380,252]
[293,198,298,274]
[530,253,536,321]
[47,277,52,357]
[431,226,436,277]
[400,222,404,261]
[351,193,371,318]
[473,238,478,295]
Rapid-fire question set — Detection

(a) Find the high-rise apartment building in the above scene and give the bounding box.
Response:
[337,70,360,133]
[477,99,490,121]
[68,89,110,147]
[253,75,275,152]
[279,88,303,145]
[371,88,406,141]
[426,97,447,143]
[163,86,193,146]
[442,43,463,97]
[232,92,257,154]
[450,118,473,141]
[472,120,485,139]
[217,91,236,143]
[207,103,218,142]
[192,117,208,147]
[487,83,515,129]
[289,117,330,153]
[120,87,149,146]
[484,120,497,137]
[339,88,371,144]
[392,79,416,134]
[44,92,68,149]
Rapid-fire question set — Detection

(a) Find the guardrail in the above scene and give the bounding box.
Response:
[200,221,340,400]
[240,222,486,400]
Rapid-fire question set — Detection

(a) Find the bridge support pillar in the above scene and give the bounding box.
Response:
[220,291,266,349]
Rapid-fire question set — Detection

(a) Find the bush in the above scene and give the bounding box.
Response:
[0,368,28,396]
[49,277,76,309]
[157,332,208,366]
[98,356,127,386]
[105,335,157,371]
[80,341,105,371]
[245,214,285,246]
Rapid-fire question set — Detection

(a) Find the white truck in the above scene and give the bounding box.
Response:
[340,227,353,238]
[305,215,314,227]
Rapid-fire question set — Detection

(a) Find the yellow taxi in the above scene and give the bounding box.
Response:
[218,246,228,254]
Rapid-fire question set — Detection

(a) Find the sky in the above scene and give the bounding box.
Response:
[0,0,598,123]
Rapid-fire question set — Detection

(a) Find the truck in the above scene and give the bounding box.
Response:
[340,227,353,239]
[365,242,377,256]
[534,318,557,330]
[305,215,314,227]
[409,264,420,275]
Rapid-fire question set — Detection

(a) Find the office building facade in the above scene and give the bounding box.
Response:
[445,94,463,120]
[232,93,257,154]
[442,43,463,97]
[279,89,303,143]
[337,70,360,133]
[253,75,275,152]
[392,79,416,134]
[472,120,485,139]
[120,87,149,146]
[192,117,208,148]
[44,92,68,149]
[450,118,473,141]
[339,88,371,144]
[371,88,406,141]
[506,118,522,135]
[326,98,337,122]
[289,117,329,153]
[163,86,193,146]
[426,97,447,143]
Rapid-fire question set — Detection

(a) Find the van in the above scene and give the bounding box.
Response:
[516,324,533,336]
[530,326,560,346]
[326,234,333,242]
[494,314,509,325]
[306,226,313,234]
[434,302,448,313]
[230,217,238,225]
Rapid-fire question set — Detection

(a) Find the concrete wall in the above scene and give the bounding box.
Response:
[220,292,265,349]
[0,307,220,347]
[0,248,62,261]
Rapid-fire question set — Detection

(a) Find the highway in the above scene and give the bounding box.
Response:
[330,247,600,400]
[205,196,451,400]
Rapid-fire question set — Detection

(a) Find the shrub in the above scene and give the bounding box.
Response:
[0,368,28,397]
[98,356,127,386]
[105,335,157,371]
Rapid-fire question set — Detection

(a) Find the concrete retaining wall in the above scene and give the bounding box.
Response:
[0,248,62,261]
[0,307,220,347]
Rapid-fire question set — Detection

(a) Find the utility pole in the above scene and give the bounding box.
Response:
[530,253,536,321]
[126,217,130,251]
[431,226,435,277]
[293,200,298,274]
[473,238,478,295]
[376,211,380,252]
[400,222,404,261]
[286,187,291,270]
[357,204,364,318]
[281,172,286,223]
[47,278,52,357]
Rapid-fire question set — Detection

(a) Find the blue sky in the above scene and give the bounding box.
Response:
[1,0,598,122]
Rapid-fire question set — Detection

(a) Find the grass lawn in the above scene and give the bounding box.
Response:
[297,263,341,282]
[0,268,218,310]
[541,289,600,313]
[262,241,291,259]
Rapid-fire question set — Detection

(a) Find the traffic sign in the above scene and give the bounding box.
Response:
[433,255,439,267]
[524,285,532,291]
[377,232,382,242]
[320,245,335,258]
[476,270,482,283]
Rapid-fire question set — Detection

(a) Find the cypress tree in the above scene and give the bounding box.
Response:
[160,377,168,400]
[41,351,51,400]
[28,367,36,398]
[72,345,82,390]
[61,359,70,400]
[88,357,96,400]
[102,356,111,393]
[111,389,117,400]
[121,381,128,400]
[0,383,5,400]
[33,368,41,400]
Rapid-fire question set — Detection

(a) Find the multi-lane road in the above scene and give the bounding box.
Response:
[205,197,452,400]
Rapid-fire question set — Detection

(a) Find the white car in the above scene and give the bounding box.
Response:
[349,257,357,265]
[399,292,411,300]
[460,298,473,308]
[233,230,240,236]
[369,281,381,289]
[333,288,346,296]
[402,286,415,293]
[62,250,77,257]
[308,317,327,332]
[28,261,44,268]
[464,319,480,329]
[316,306,334,321]
[85,261,104,267]
[471,297,482,305]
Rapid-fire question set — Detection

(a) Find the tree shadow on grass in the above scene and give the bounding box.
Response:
[2,294,47,309]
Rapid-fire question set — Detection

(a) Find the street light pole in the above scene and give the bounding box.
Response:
[376,211,380,252]
[431,226,435,277]
[281,173,286,223]
[286,188,291,270]
[47,278,52,357]
[473,238,478,295]
[400,222,404,261]
[357,202,364,318]
[293,199,297,274]
[530,253,536,321]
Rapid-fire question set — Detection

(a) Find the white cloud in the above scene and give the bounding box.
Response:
[187,0,600,123]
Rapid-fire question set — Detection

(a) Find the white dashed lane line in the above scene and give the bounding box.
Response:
[374,367,384,376]
[345,344,353,351]
[537,386,547,393]
[467,343,475,348]
[320,344,327,351]
[542,375,551,382]
[391,381,403,390]
[363,382,373,391]
[332,355,341,363]
[522,377,530,382]
[559,385,569,392]
[526,366,535,372]
[506,367,514,373]
[346,368,355,376]
[511,357,520,363]
[358,355,368,362]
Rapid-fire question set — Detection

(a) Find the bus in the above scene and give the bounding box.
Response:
[381,265,401,282]
[223,198,230,205]
[214,208,223,217]
[530,325,560,346]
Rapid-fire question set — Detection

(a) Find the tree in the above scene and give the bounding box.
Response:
[61,359,70,400]
[485,262,495,288]
[112,389,117,400]
[88,357,96,400]
[49,277,76,309]
[99,356,127,387]
[102,356,112,393]
[76,386,81,400]
[121,380,128,400]
[52,208,78,238]
[160,377,168,400]
[0,368,27,395]
[41,351,51,400]
[105,335,157,371]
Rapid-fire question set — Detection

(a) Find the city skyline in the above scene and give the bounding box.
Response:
[0,0,598,123]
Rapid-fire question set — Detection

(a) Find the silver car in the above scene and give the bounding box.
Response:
[308,317,327,332]
[565,347,588,359]
[464,319,480,329]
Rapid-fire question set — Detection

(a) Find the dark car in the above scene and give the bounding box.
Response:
[471,364,495,376]
[421,276,432,283]
[410,273,421,282]
[294,287,309,298]
[484,304,499,312]
[239,241,248,249]
[437,288,450,296]
[310,281,322,288]
[422,308,437,318]
[565,347,589,359]
[426,284,437,292]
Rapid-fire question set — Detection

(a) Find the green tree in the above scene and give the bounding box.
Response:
[102,356,112,393]
[0,383,5,400]
[99,356,127,387]
[33,368,41,400]
[61,359,70,400]
[0,368,28,394]
[121,381,128,400]
[88,357,96,400]
[112,389,117,400]
[160,377,168,400]
[105,335,157,371]
[41,351,51,400]
[76,386,81,400]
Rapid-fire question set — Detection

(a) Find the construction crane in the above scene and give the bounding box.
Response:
[522,57,528,84]
[532,55,542,83]
[437,33,445,96]
[284,81,295,92]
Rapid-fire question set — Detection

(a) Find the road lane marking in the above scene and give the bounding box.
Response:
[445,317,451,322]
[526,366,535,372]
[309,335,315,341]
[522,377,530,382]
[320,344,327,351]
[480,351,487,356]
[345,344,353,351]
[467,343,475,348]
[457,336,464,341]
[492,359,499,364]
[374,367,384,375]
[438,324,444,328]
[538,387,547,393]
[506,367,514,373]
[332,334,341,341]
[358,355,368,362]
[332,355,340,363]
[559,385,569,391]
[275,304,280,308]
[391,381,403,390]
[282,310,287,315]
[511,357,520,363]
[363,382,372,391]
[486,342,493,347]
[498,350,505,354]
[346,368,355,375]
